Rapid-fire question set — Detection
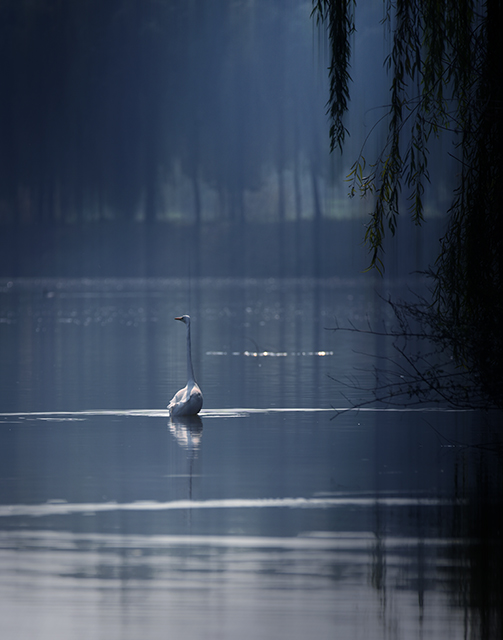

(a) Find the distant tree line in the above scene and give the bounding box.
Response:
[0,0,330,226]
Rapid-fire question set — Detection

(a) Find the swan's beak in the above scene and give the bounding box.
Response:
[175,316,183,321]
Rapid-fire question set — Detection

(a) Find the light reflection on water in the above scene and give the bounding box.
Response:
[0,495,466,517]
[0,277,502,640]
[0,529,466,640]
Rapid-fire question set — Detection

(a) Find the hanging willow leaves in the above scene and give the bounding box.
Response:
[314,0,503,408]
[313,0,480,269]
[311,0,355,152]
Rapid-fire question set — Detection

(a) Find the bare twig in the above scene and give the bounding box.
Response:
[328,293,494,412]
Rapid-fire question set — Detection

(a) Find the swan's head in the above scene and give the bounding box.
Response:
[175,315,190,325]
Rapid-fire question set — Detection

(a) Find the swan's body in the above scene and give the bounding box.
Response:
[168,315,203,416]
[168,379,203,416]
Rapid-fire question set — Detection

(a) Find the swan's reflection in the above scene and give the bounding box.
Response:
[168,415,203,454]
[168,416,203,502]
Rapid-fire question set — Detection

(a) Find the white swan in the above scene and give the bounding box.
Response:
[168,315,203,416]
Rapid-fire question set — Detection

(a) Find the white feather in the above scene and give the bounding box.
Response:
[168,315,203,416]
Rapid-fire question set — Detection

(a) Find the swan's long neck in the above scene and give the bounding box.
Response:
[186,322,196,383]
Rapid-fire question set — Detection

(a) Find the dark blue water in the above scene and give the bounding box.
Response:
[0,277,501,640]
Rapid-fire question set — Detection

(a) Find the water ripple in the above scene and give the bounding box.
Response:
[0,406,471,422]
[0,495,465,518]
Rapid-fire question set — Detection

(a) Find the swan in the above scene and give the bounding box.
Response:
[168,315,203,416]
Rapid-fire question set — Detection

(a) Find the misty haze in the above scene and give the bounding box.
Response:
[0,2,501,640]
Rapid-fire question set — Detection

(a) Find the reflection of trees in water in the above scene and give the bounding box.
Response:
[445,430,503,640]
[365,413,503,640]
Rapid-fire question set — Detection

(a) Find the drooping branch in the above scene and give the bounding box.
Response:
[312,0,355,152]
[315,0,502,409]
[314,0,483,270]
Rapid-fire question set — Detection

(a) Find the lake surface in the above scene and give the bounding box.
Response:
[0,277,501,640]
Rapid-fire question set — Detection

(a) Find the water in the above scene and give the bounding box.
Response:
[0,277,501,640]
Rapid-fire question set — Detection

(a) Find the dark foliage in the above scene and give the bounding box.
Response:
[314,0,503,408]
[330,293,499,410]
